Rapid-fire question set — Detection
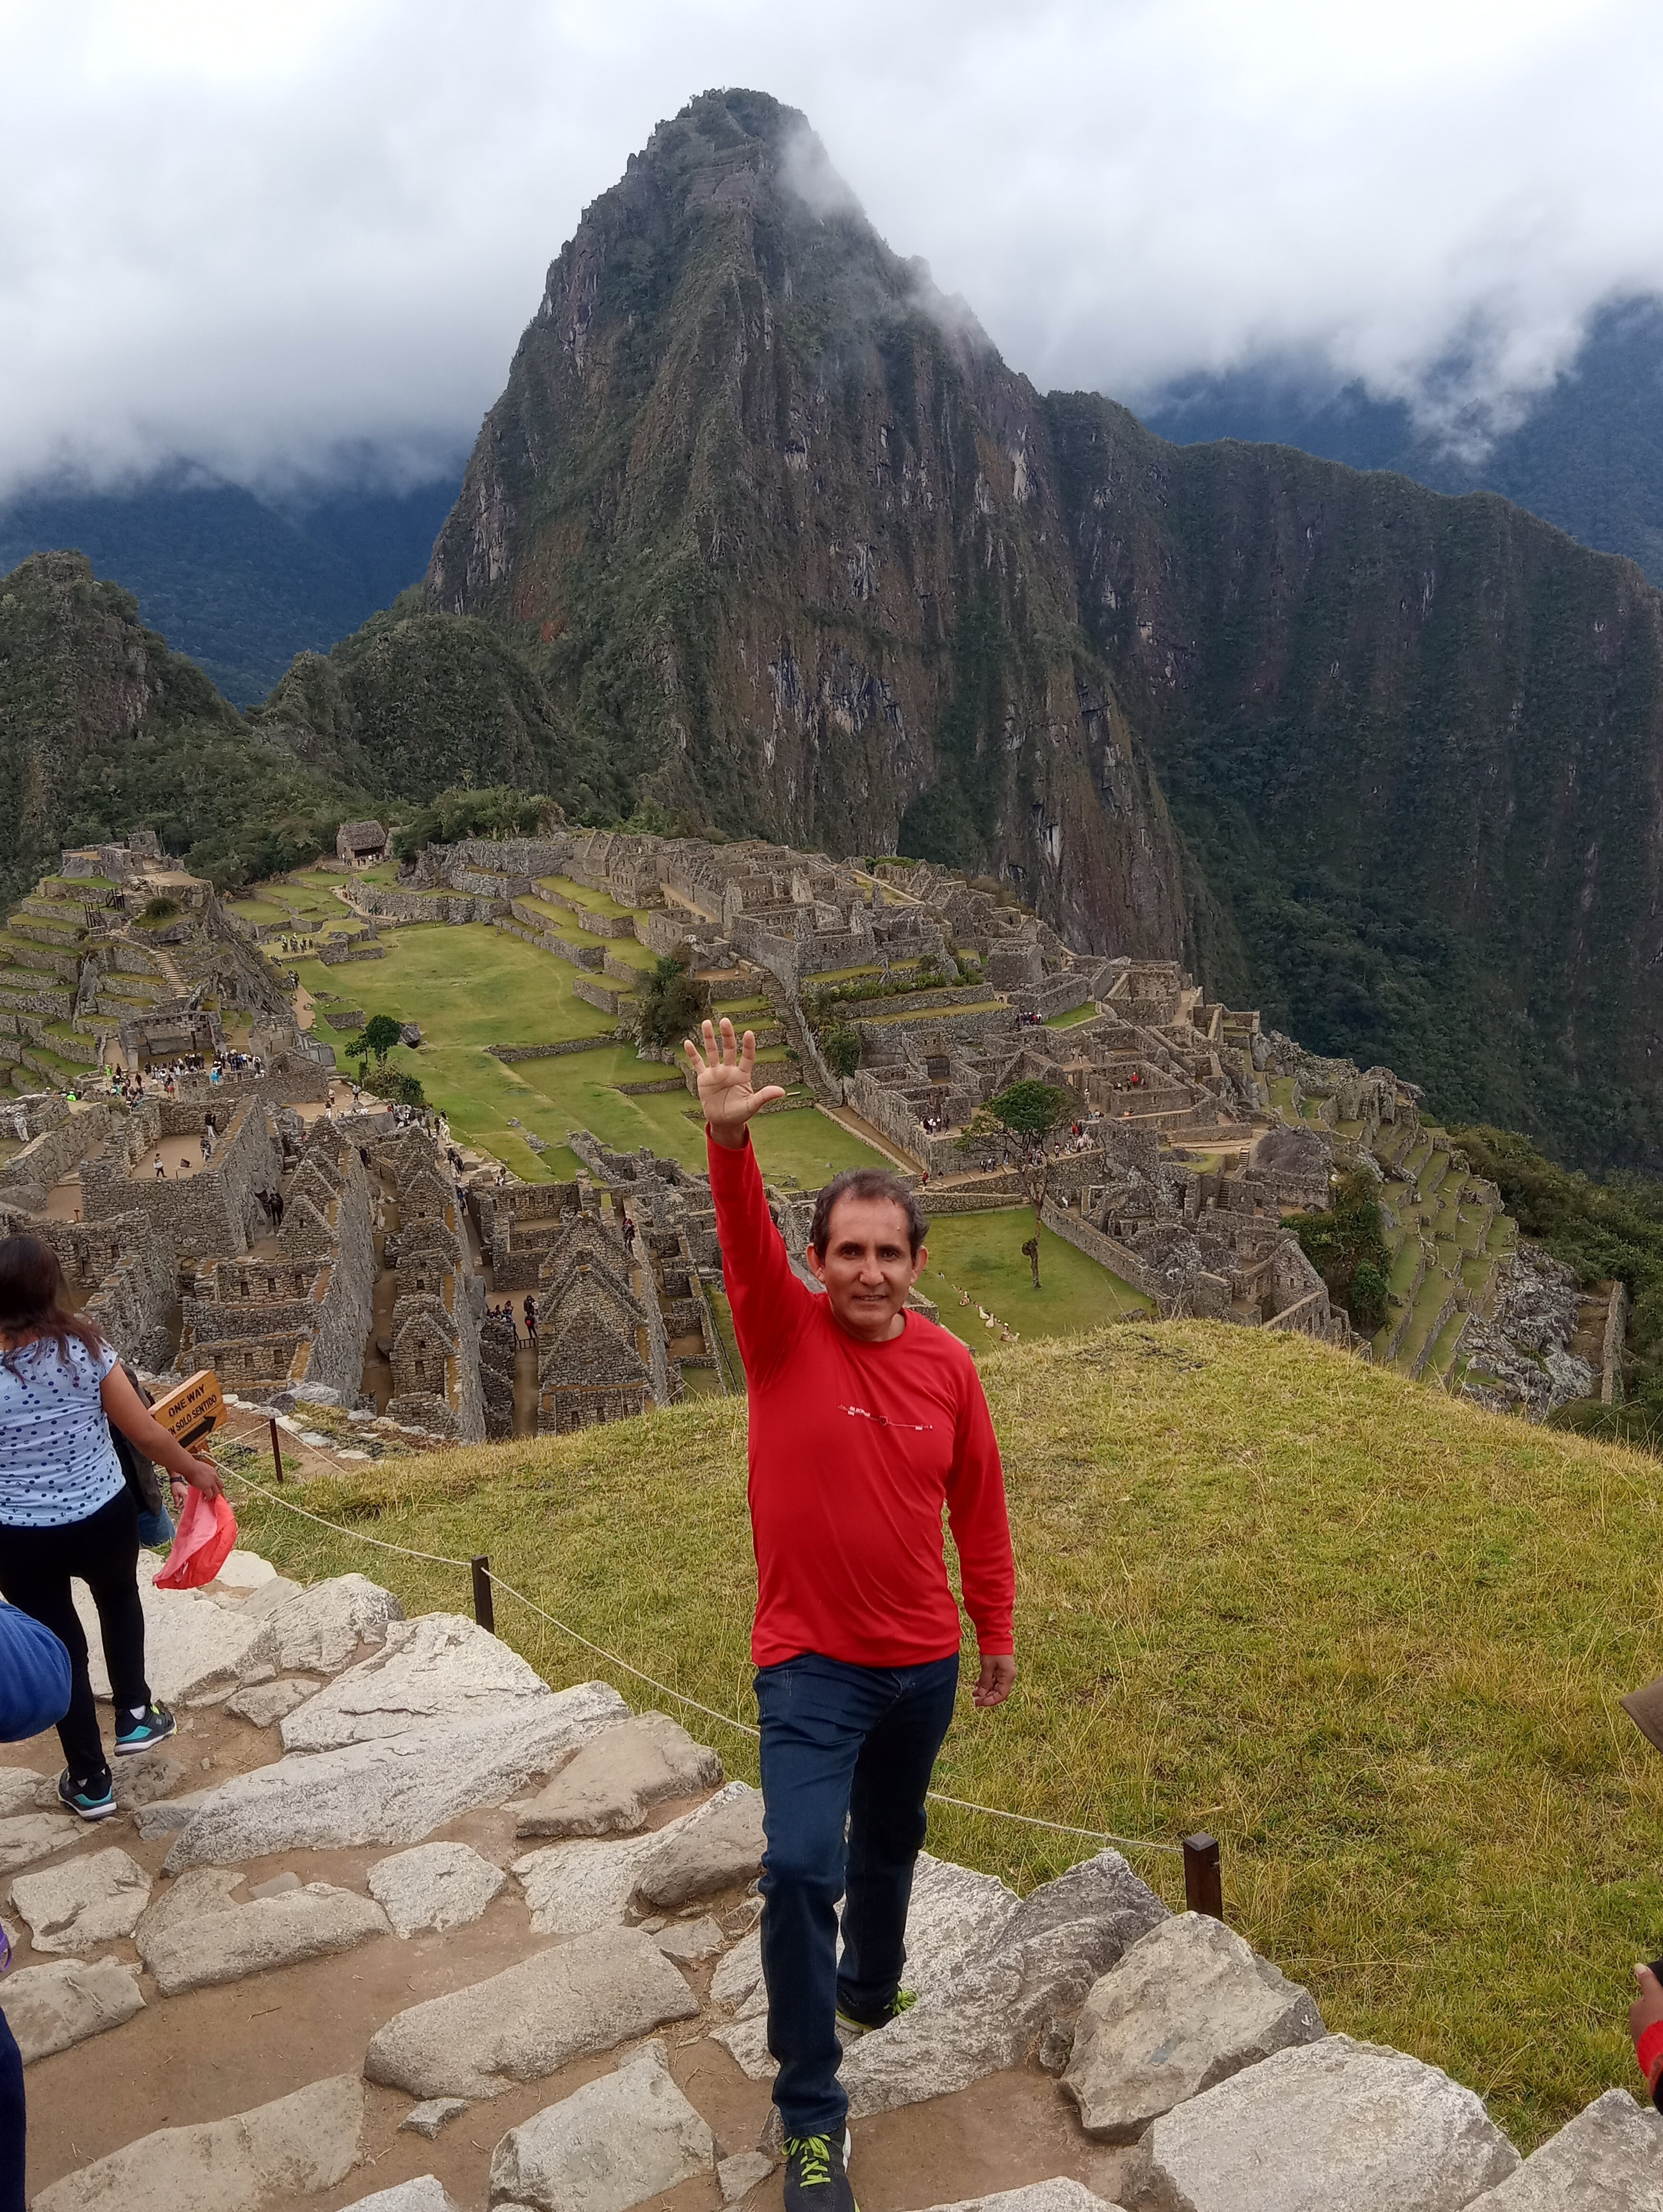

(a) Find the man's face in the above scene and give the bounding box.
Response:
[807,1193,926,1342]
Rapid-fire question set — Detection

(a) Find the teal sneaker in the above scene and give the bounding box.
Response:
[782,2130,855,2211]
[57,1769,116,1822]
[114,1703,175,1755]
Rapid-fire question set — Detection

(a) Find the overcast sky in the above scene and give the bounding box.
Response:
[4,0,1661,498]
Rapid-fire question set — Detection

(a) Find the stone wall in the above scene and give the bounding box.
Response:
[0,1104,116,1215]
[42,1211,177,1371]
[353,885,500,926]
[84,1096,282,1259]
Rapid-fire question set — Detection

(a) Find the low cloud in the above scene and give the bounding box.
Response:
[3,0,1661,496]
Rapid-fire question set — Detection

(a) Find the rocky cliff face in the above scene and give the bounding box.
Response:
[1048,400,1663,1163]
[425,89,1188,963]
[424,89,1663,1167]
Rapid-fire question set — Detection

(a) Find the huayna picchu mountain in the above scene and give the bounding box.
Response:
[12,88,1663,1170]
[414,89,1663,1169]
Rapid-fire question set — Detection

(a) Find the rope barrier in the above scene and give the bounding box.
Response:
[224,1469,1181,1859]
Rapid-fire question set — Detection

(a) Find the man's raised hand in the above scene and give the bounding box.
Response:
[686,1017,787,1147]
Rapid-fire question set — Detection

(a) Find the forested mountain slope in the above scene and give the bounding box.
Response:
[0,550,366,897]
[1048,400,1663,1165]
[1142,297,1663,587]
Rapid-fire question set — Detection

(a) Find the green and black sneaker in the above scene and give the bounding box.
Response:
[114,1702,176,1755]
[834,1988,917,2039]
[782,2129,856,2212]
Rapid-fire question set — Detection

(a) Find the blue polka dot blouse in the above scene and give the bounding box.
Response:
[0,1335,123,1529]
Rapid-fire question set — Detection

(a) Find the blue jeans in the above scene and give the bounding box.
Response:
[0,2008,24,2212]
[755,1649,959,2139]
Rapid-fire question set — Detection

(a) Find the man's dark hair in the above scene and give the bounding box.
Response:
[809,1169,927,1258]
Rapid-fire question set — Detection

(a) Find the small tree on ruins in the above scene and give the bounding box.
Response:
[958,1078,1070,1218]
[347,1013,404,1066]
[636,951,709,1051]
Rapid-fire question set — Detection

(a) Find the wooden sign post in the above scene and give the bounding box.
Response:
[148,1370,227,1454]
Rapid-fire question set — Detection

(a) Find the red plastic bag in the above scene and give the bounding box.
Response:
[154,1488,239,1590]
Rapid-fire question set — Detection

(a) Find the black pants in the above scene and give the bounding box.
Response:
[0,1488,149,1787]
[0,2010,23,2212]
[755,1649,960,2138]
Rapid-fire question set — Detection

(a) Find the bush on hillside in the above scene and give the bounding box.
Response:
[636,953,708,1050]
[362,1065,425,1108]
[1295,1168,1393,1333]
[822,1024,861,1079]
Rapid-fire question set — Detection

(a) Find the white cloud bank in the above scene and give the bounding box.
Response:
[2,0,1661,495]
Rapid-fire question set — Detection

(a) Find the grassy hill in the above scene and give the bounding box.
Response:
[228,1320,1663,2151]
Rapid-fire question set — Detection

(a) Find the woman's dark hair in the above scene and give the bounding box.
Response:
[808,1169,927,1258]
[0,1236,108,1377]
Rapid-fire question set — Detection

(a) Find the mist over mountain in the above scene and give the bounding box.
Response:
[1141,297,1663,585]
[0,472,462,705]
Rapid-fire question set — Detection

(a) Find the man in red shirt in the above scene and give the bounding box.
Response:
[687,1018,1016,2212]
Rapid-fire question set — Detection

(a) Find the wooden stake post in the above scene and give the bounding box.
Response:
[1183,1832,1223,1921]
[472,1555,495,1634]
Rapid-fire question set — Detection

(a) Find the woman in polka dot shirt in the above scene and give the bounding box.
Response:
[0,1236,222,1820]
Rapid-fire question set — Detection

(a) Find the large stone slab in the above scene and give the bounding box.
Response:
[1063,1911,1325,2140]
[367,1841,507,1937]
[514,1712,723,1838]
[339,2182,464,2212]
[1464,2088,1663,2210]
[263,1574,405,1673]
[711,1848,1021,2033]
[279,1614,551,1750]
[32,2072,364,2212]
[0,1767,47,1817]
[838,1849,1169,2122]
[921,2191,1123,2212]
[10,1847,151,1953]
[1120,2034,1520,2212]
[133,1864,244,1946]
[0,1955,144,2062]
[514,1781,752,1936]
[488,2039,715,2212]
[161,1677,628,1868]
[225,1678,321,1728]
[74,1556,280,1706]
[136,1881,390,1995]
[631,1782,764,1909]
[364,1925,700,2100]
[710,2014,774,2080]
[0,1813,75,1873]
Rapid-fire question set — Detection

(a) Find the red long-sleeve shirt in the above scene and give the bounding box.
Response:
[708,1131,1016,1669]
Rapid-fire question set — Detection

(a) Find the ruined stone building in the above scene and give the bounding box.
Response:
[379,1127,484,1441]
[469,1170,675,1434]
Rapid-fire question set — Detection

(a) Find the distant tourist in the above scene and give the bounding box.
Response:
[687,1016,1014,2212]
[0,1235,223,1822]
[154,1153,165,1181]
[524,1295,538,1344]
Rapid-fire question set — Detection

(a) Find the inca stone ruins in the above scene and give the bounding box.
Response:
[0,824,1614,1438]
